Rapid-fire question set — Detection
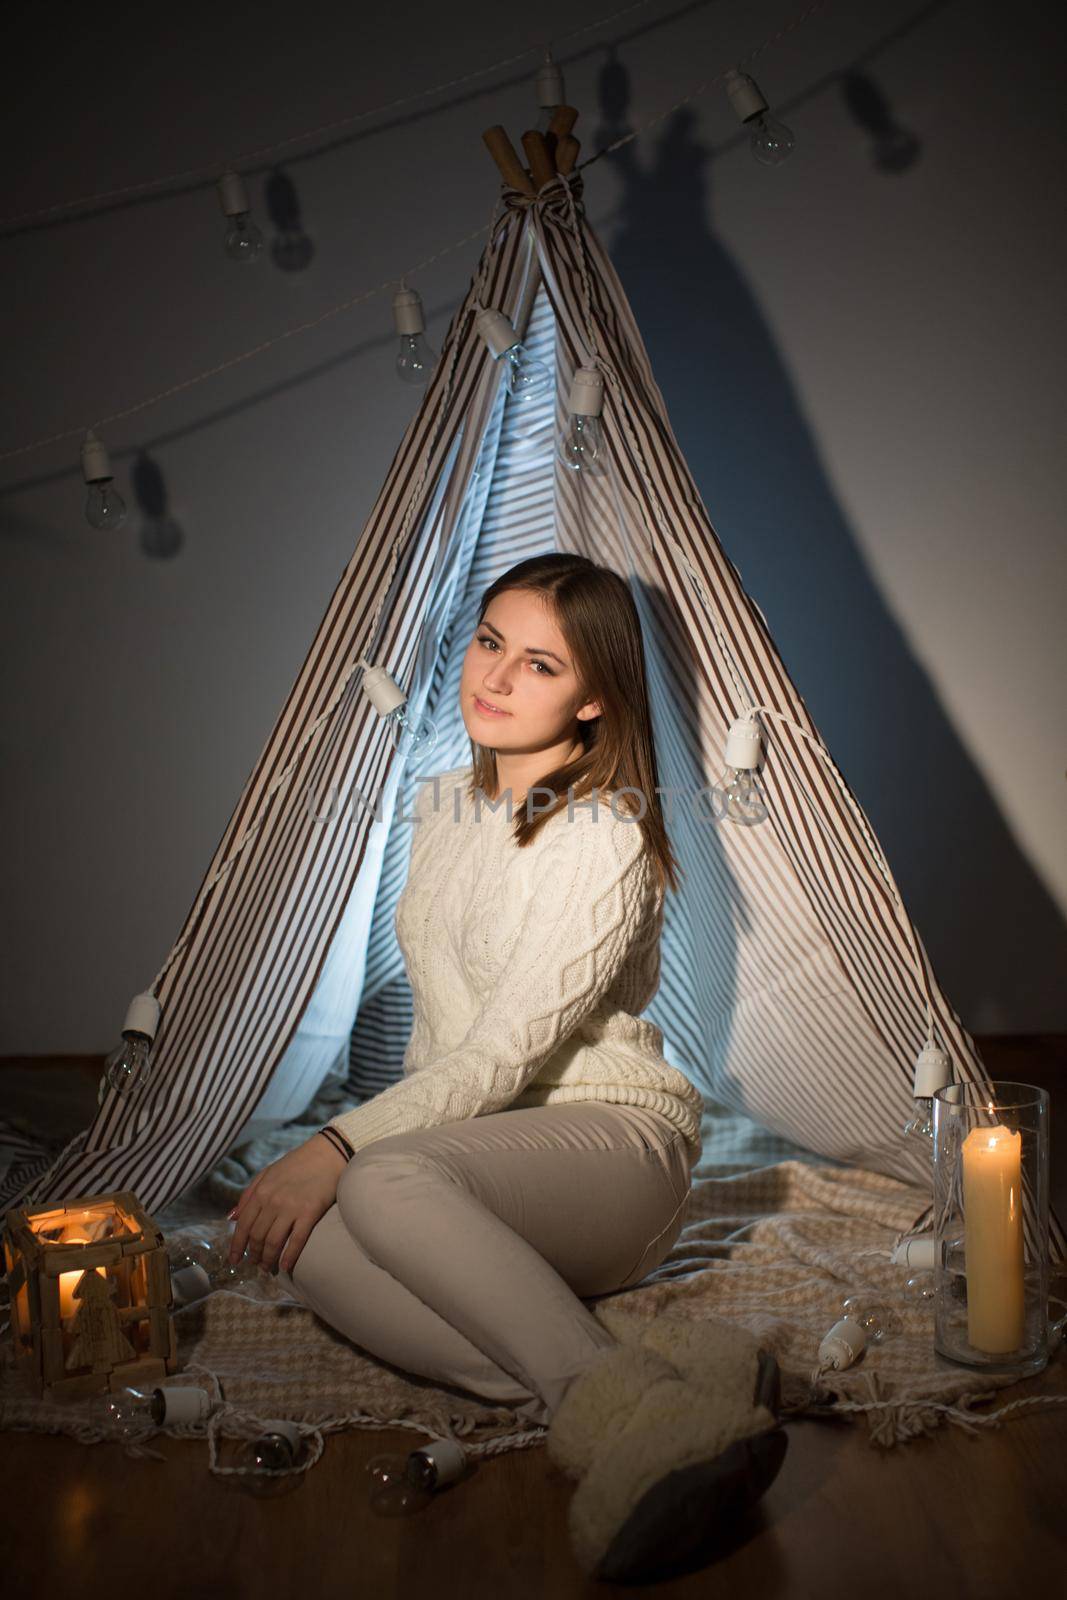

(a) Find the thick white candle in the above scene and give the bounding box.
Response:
[961,1120,1025,1353]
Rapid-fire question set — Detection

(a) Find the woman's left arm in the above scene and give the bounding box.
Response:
[324,808,654,1156]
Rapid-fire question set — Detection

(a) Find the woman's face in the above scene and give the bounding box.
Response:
[459,588,601,752]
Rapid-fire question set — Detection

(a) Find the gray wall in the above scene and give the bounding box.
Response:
[3,0,1064,1053]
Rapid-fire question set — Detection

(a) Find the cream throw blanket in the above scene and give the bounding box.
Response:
[2,1079,1062,1473]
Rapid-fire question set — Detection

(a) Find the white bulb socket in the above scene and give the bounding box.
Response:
[122,992,161,1041]
[818,1316,866,1370]
[362,664,407,716]
[393,287,426,336]
[170,1263,212,1304]
[81,430,113,485]
[724,717,762,771]
[258,1418,302,1453]
[891,1235,936,1270]
[724,69,768,123]
[475,308,519,359]
[913,1043,952,1098]
[536,56,565,107]
[158,1385,211,1424]
[412,1437,467,1486]
[566,366,604,417]
[217,170,251,218]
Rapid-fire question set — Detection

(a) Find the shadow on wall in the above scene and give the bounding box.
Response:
[591,56,1067,1033]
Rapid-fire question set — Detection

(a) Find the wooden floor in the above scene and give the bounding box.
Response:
[6,1036,1066,1598]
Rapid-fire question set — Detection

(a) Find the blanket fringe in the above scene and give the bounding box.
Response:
[793,1367,1067,1447]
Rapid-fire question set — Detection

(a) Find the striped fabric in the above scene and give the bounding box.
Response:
[11,177,1063,1266]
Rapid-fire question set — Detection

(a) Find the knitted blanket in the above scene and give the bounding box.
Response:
[1,1082,1061,1475]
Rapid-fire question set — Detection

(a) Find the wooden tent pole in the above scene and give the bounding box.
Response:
[482,126,535,196]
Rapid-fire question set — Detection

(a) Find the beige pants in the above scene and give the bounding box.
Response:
[277,1100,692,1427]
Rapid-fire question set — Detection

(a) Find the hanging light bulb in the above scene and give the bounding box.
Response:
[535,47,565,134]
[216,170,264,263]
[723,69,796,166]
[367,1437,468,1516]
[902,1042,952,1142]
[97,993,161,1104]
[361,664,439,758]
[86,1382,211,1437]
[817,1296,899,1371]
[891,1234,936,1301]
[393,281,438,386]
[474,307,551,402]
[710,716,768,826]
[556,366,606,474]
[81,430,127,531]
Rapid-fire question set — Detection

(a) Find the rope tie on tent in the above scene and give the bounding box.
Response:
[554,170,940,1056]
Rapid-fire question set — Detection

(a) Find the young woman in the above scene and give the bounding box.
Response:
[228,551,706,1423]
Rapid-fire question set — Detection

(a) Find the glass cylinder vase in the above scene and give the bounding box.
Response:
[932,1080,1050,1376]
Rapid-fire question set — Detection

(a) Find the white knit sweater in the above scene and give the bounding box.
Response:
[327,763,705,1164]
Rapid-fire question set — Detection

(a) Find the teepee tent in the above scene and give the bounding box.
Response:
[12,154,1063,1265]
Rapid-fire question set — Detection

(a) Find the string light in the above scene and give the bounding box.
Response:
[710,715,769,826]
[723,67,797,165]
[361,664,438,757]
[80,430,127,531]
[392,281,438,385]
[535,47,566,135]
[97,992,160,1103]
[1,2,832,471]
[216,170,264,263]
[556,365,606,474]
[474,306,551,401]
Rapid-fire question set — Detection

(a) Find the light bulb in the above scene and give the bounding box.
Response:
[396,332,437,386]
[504,344,551,401]
[902,1099,934,1142]
[556,413,605,472]
[85,481,127,530]
[709,717,768,826]
[840,1296,895,1344]
[81,430,127,531]
[710,767,768,826]
[904,1272,936,1302]
[386,704,439,759]
[748,112,795,167]
[165,1223,265,1305]
[818,1297,899,1370]
[217,170,264,264]
[556,365,606,474]
[361,664,439,759]
[224,212,264,262]
[234,1418,303,1474]
[393,283,437,386]
[86,1382,210,1438]
[366,1452,433,1517]
[366,1438,467,1515]
[98,992,161,1103]
[475,307,552,403]
[723,69,795,168]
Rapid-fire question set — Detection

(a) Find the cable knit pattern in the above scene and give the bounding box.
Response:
[327,764,705,1163]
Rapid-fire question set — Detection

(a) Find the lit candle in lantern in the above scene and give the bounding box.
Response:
[961,1112,1025,1353]
[56,1236,108,1319]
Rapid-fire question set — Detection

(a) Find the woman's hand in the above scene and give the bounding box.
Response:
[227,1134,349,1275]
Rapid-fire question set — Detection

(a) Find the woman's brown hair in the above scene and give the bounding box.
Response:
[466,552,682,896]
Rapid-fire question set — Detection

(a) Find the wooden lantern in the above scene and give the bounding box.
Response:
[2,1189,178,1401]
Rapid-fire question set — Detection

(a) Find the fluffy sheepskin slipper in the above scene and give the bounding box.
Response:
[595,1306,783,1415]
[547,1319,787,1583]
